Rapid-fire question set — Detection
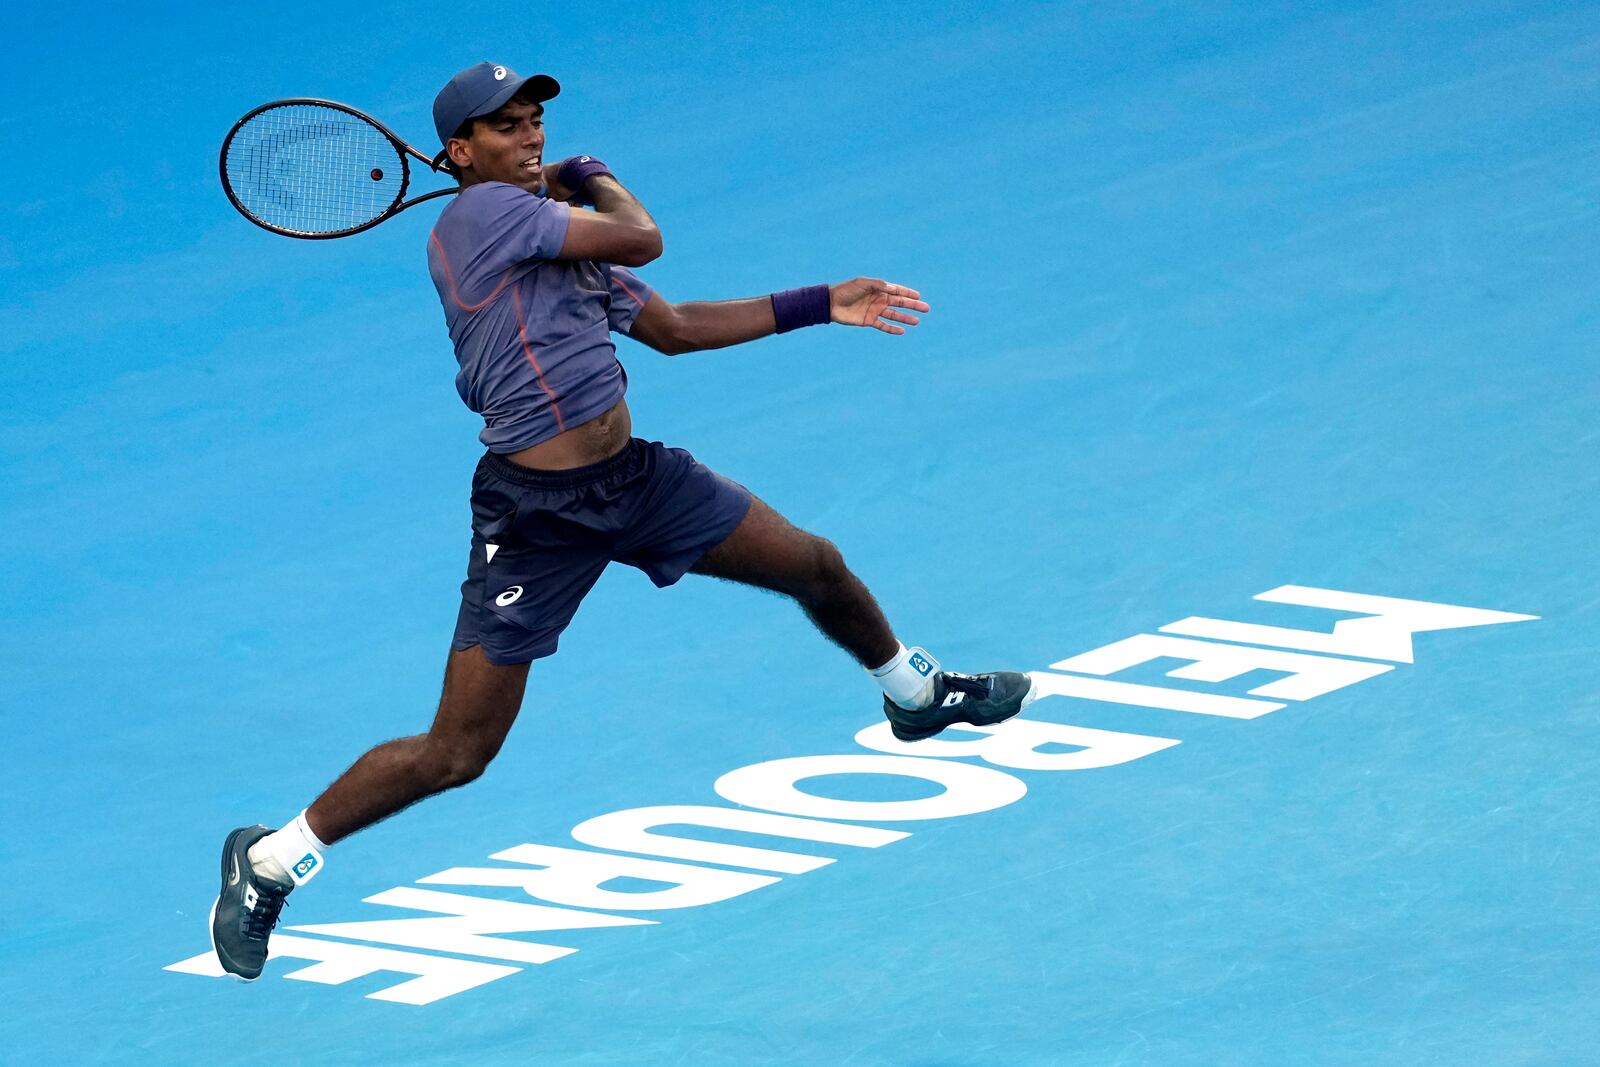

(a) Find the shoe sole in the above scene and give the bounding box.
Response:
[890,676,1035,742]
[891,721,949,742]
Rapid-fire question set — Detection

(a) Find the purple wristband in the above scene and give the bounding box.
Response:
[771,285,832,333]
[556,155,613,205]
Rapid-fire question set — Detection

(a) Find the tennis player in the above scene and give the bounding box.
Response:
[210,61,1035,980]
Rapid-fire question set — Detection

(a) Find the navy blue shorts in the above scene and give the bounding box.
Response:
[452,438,754,664]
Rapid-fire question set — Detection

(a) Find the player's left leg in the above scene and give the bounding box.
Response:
[611,440,1034,739]
[688,495,1036,741]
[689,496,899,669]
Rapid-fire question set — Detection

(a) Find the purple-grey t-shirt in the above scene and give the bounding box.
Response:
[426,181,655,452]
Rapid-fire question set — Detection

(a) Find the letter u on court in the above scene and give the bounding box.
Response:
[713,754,1028,821]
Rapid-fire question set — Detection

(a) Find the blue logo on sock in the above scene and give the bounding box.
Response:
[293,853,319,878]
[909,652,933,676]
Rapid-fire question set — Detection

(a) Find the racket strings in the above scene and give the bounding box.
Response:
[224,104,405,235]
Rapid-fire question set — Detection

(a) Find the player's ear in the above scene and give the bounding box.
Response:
[445,137,473,174]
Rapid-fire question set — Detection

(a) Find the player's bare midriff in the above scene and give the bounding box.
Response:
[504,397,632,470]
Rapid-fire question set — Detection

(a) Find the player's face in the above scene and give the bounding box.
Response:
[457,97,546,191]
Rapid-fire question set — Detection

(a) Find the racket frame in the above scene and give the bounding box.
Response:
[219,97,458,240]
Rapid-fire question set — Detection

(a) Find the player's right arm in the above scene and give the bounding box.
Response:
[546,170,662,268]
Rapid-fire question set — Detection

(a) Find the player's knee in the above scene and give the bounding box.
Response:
[802,537,849,597]
[441,753,490,790]
[814,537,847,581]
[420,736,498,791]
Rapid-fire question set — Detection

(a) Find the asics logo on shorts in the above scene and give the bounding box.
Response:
[495,585,525,606]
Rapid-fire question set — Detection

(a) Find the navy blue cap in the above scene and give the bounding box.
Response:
[432,62,560,146]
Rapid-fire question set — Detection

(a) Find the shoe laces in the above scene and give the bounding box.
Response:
[943,672,995,699]
[243,881,290,942]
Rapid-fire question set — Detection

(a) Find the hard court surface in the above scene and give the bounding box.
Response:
[2,2,1597,1064]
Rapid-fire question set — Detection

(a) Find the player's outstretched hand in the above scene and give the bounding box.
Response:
[829,278,929,335]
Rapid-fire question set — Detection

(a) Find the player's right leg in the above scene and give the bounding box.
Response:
[211,447,619,979]
[303,644,532,843]
[211,644,531,980]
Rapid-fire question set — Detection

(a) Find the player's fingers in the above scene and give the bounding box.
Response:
[879,309,920,326]
[872,320,908,335]
[881,282,922,300]
[878,284,927,311]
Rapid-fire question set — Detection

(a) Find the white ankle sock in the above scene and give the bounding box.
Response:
[247,810,328,887]
[869,643,941,710]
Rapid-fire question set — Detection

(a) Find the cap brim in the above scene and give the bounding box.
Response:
[469,73,561,121]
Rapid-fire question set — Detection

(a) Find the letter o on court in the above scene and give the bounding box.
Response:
[713,755,1027,821]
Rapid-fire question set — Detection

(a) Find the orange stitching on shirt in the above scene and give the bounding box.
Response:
[609,268,648,308]
[429,230,514,312]
[513,284,566,433]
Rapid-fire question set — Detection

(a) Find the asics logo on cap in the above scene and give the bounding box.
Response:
[495,585,524,606]
[493,65,507,80]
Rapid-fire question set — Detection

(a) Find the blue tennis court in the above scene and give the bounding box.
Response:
[4,2,1597,1063]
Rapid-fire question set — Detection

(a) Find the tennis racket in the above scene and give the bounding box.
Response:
[220,98,458,240]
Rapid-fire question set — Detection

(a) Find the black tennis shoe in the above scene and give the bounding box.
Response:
[884,670,1035,741]
[210,825,293,981]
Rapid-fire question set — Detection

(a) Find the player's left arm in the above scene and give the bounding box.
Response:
[627,278,929,356]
